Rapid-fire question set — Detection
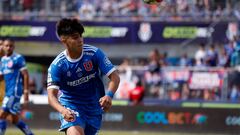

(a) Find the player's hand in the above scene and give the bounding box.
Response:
[99,95,112,112]
[60,108,75,122]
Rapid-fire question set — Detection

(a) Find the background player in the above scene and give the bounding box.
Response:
[0,39,34,135]
[47,18,120,135]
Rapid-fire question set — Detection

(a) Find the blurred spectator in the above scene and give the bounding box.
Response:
[218,47,230,67]
[115,58,134,99]
[129,80,144,105]
[230,38,240,67]
[144,49,161,98]
[205,44,218,67]
[225,40,235,56]
[203,89,212,101]
[160,52,169,66]
[169,89,180,100]
[22,0,34,11]
[179,53,192,67]
[229,85,240,102]
[78,0,96,20]
[195,43,206,67]
[181,83,190,100]
[212,4,223,20]
[190,90,202,100]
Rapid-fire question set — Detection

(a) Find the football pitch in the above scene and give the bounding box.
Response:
[5,129,227,135]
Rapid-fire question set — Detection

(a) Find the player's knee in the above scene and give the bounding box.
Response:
[0,110,8,119]
[66,126,84,135]
[11,115,20,124]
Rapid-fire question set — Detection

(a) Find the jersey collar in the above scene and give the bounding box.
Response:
[63,49,83,63]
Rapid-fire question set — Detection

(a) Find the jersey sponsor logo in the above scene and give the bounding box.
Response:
[83,60,93,71]
[67,73,96,86]
[84,52,94,56]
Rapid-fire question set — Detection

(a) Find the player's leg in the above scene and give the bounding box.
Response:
[0,96,12,135]
[84,124,99,135]
[10,114,34,135]
[66,126,84,135]
[0,110,8,135]
[5,96,34,135]
[0,81,6,135]
[59,107,86,135]
[84,114,102,135]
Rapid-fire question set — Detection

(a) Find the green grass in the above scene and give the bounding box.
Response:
[5,129,227,135]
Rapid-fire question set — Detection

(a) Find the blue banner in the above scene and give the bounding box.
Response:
[0,21,229,44]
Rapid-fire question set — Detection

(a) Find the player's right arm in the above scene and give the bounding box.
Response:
[47,88,75,122]
[47,64,75,122]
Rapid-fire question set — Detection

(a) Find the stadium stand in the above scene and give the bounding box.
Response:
[0,0,240,103]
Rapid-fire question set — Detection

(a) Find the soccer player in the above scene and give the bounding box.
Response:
[0,39,34,135]
[47,18,120,135]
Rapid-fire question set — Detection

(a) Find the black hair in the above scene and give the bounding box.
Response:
[3,38,14,44]
[56,18,85,37]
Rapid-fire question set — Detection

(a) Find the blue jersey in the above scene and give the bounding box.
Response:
[0,53,26,98]
[47,44,116,115]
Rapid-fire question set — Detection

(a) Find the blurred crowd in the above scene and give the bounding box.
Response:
[117,35,240,104]
[1,0,240,105]
[1,0,240,21]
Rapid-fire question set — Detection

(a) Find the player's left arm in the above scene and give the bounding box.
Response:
[96,48,120,111]
[19,56,29,104]
[99,71,120,112]
[20,69,29,104]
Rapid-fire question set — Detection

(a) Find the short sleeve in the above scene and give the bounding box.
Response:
[17,55,27,71]
[47,64,61,90]
[95,48,115,76]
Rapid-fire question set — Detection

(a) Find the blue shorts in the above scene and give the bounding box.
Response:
[1,96,21,115]
[59,107,102,135]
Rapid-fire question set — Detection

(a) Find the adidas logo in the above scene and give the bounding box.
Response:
[76,67,82,73]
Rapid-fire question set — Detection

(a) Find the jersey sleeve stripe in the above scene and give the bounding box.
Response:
[106,67,116,76]
[52,52,65,65]
[83,45,98,51]
[84,49,97,52]
[20,67,27,71]
[47,85,60,90]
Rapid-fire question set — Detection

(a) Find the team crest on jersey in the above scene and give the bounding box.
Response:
[7,60,13,68]
[83,60,93,71]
